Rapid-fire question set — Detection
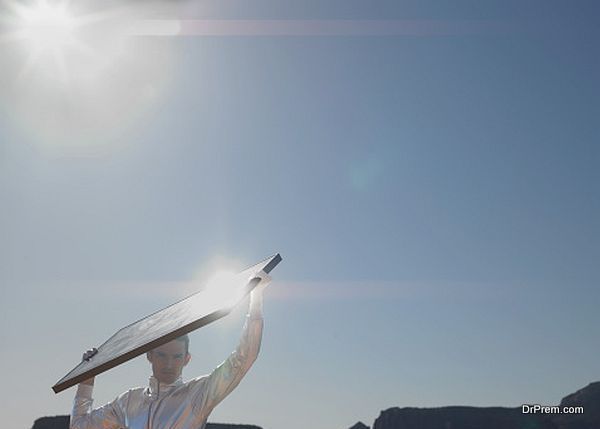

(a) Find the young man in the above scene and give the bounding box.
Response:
[70,278,268,429]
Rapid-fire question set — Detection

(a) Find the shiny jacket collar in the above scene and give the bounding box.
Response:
[148,375,184,398]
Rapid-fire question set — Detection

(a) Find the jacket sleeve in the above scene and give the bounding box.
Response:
[70,384,125,429]
[195,293,264,415]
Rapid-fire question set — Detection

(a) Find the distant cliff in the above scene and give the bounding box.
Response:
[554,382,600,429]
[353,382,599,429]
[31,416,262,429]
[372,406,557,429]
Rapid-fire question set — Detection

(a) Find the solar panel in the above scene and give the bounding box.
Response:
[52,253,282,393]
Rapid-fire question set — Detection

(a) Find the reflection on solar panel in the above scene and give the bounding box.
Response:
[52,254,282,393]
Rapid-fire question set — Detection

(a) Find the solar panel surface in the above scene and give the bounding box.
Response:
[52,253,282,393]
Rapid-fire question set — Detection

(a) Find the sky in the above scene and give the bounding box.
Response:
[0,1,598,429]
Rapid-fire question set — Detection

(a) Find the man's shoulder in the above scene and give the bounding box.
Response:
[116,386,147,400]
[182,375,210,391]
[186,374,210,384]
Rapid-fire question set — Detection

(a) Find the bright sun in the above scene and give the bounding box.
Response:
[0,0,176,148]
[5,0,89,82]
[17,0,77,50]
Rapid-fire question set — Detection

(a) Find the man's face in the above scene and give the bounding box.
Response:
[147,339,191,384]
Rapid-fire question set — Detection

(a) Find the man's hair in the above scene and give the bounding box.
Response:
[175,334,190,355]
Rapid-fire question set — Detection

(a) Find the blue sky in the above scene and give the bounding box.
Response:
[0,1,598,429]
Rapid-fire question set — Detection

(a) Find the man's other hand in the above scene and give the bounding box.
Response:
[80,348,98,386]
[82,348,98,362]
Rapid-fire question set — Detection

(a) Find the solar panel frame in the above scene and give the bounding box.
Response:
[52,253,282,394]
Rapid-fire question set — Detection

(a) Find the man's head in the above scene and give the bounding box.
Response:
[147,335,191,384]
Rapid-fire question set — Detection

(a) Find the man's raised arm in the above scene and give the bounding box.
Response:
[195,273,269,415]
[70,352,125,429]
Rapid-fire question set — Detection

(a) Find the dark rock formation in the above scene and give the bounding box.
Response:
[372,406,557,429]
[349,422,370,429]
[31,416,69,429]
[31,416,262,429]
[554,382,600,429]
[207,425,262,429]
[370,382,599,429]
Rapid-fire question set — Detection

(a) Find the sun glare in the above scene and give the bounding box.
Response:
[5,0,89,82]
[18,0,76,51]
[0,0,176,148]
[201,269,264,311]
[204,271,244,304]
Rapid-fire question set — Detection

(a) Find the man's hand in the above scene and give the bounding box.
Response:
[80,348,98,386]
[249,271,271,315]
[251,271,271,297]
[82,348,98,362]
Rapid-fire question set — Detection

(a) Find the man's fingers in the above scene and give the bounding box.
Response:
[82,348,98,362]
[254,282,268,294]
[254,271,272,288]
[252,275,271,299]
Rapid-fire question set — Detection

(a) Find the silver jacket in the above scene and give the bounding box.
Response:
[71,310,263,429]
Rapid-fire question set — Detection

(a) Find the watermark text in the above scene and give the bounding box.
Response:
[522,404,584,414]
